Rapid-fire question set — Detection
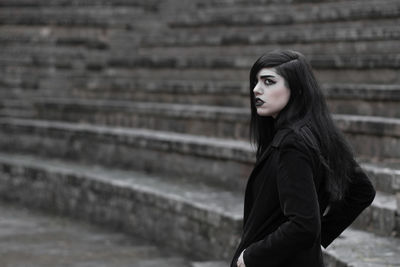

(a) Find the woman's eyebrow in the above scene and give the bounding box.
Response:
[258,74,276,79]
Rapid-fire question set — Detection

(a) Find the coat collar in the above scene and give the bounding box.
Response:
[253,127,293,169]
[242,127,293,228]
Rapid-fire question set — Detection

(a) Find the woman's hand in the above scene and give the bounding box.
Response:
[237,249,246,267]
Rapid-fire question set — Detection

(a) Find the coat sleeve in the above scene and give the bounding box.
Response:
[243,138,321,266]
[320,161,376,248]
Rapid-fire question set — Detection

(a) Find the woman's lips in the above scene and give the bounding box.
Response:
[255,98,265,107]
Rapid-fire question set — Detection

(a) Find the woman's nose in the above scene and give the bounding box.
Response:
[253,82,262,95]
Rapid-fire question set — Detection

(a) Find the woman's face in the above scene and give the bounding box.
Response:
[253,68,291,118]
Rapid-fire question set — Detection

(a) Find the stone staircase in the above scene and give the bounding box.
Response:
[0,0,400,266]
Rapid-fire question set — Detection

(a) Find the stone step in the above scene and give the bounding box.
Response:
[0,26,111,50]
[1,62,398,85]
[141,19,400,47]
[0,108,36,119]
[361,159,400,194]
[1,54,399,89]
[0,7,146,28]
[0,152,243,261]
[139,39,400,58]
[22,78,400,117]
[169,0,400,28]
[0,44,108,71]
[8,99,400,159]
[3,25,399,55]
[2,26,399,56]
[3,65,400,101]
[0,117,254,191]
[0,97,37,118]
[322,227,400,266]
[0,152,399,265]
[0,202,227,267]
[192,0,376,9]
[0,117,399,194]
[0,0,160,10]
[352,191,399,238]
[325,83,400,118]
[29,99,251,139]
[1,44,400,70]
[0,26,141,51]
[0,23,173,52]
[333,115,400,160]
[85,52,400,70]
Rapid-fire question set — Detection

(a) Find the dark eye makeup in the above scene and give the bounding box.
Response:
[263,78,275,86]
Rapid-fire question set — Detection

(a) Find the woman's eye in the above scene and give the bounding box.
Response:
[264,79,275,86]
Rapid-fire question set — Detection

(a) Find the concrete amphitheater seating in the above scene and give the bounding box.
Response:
[0,0,400,265]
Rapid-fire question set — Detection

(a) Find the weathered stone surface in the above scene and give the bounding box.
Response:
[0,118,398,237]
[7,100,400,158]
[362,160,400,194]
[0,0,399,265]
[5,69,400,111]
[193,0,394,8]
[0,153,399,265]
[170,0,400,27]
[397,193,400,214]
[0,201,225,267]
[0,0,161,10]
[142,22,400,47]
[0,118,253,191]
[3,44,400,71]
[352,192,398,237]
[0,7,145,27]
[322,228,400,266]
[110,54,400,70]
[333,115,400,137]
[1,116,400,186]
[0,153,242,260]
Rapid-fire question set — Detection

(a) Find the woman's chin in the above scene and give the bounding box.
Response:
[256,108,270,117]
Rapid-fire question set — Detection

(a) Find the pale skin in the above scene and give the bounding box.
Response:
[237,68,291,267]
[253,68,291,118]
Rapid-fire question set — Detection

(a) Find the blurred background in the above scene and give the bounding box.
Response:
[0,0,400,266]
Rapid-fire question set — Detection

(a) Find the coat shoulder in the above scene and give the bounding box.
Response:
[272,125,319,159]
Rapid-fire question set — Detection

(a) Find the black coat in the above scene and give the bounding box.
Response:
[230,125,376,267]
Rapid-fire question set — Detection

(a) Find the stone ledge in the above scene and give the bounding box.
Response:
[194,0,365,8]
[0,153,399,265]
[0,0,160,9]
[142,23,400,47]
[0,202,222,267]
[1,117,400,190]
[106,54,400,70]
[0,117,254,162]
[333,115,400,138]
[170,0,400,28]
[322,228,400,266]
[32,98,248,121]
[323,83,400,101]
[29,99,400,139]
[8,71,400,107]
[353,191,399,237]
[0,152,242,260]
[0,26,144,51]
[0,118,253,190]
[3,49,399,70]
[36,78,400,110]
[0,7,145,27]
[362,160,400,194]
[3,107,400,158]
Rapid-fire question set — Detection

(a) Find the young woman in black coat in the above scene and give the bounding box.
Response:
[231,50,376,267]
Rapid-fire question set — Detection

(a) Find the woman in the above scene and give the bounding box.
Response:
[231,50,376,267]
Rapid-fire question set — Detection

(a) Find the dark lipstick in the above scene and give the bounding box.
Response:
[255,97,265,107]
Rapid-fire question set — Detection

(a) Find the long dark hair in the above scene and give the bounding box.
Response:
[249,50,356,202]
